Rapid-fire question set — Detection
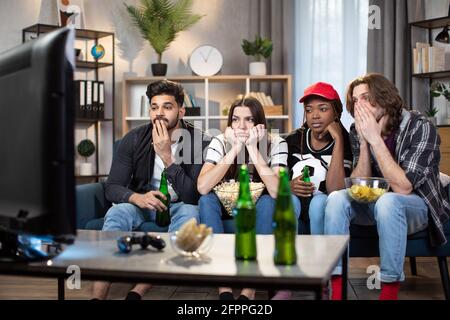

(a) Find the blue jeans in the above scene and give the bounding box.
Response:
[324,190,429,282]
[291,193,328,235]
[102,202,199,233]
[199,192,301,234]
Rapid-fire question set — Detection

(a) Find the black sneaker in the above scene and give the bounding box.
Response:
[125,291,142,300]
[219,292,234,300]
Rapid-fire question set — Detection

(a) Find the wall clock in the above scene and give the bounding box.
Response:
[189,45,223,76]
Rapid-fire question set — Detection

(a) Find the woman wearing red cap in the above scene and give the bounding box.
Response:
[287,82,353,232]
[270,82,353,300]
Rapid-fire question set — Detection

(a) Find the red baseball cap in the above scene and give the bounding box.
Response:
[299,82,341,104]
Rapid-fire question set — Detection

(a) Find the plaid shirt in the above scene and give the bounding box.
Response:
[350,109,450,247]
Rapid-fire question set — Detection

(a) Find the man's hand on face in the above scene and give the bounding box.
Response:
[152,119,173,166]
[355,102,385,146]
[354,106,368,146]
[129,191,167,212]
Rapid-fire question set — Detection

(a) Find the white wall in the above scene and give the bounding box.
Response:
[425,0,449,19]
[0,0,42,52]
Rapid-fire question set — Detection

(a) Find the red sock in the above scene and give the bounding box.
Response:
[379,281,400,300]
[331,275,342,300]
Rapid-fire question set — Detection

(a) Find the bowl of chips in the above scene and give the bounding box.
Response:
[213,180,265,216]
[345,177,390,203]
[170,218,213,257]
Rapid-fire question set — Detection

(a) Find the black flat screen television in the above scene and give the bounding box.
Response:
[0,27,76,259]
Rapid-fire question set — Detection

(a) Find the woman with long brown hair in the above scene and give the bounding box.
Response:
[197,96,293,300]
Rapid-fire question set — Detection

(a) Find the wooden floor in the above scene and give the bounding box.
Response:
[0,257,447,300]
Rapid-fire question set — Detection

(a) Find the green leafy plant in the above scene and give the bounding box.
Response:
[222,106,229,116]
[431,81,450,101]
[125,0,204,64]
[425,107,439,117]
[241,35,273,62]
[77,139,96,162]
[427,81,450,118]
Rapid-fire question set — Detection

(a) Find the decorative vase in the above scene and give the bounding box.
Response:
[447,100,450,125]
[79,163,93,176]
[428,116,437,126]
[249,62,267,76]
[151,63,167,76]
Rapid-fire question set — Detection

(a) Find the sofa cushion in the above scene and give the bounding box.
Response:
[84,218,168,232]
[85,218,105,230]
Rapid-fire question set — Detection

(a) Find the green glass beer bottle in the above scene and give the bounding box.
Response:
[273,167,297,265]
[155,170,171,227]
[302,166,311,183]
[234,164,257,260]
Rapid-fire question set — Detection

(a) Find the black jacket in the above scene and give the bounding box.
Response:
[105,120,210,205]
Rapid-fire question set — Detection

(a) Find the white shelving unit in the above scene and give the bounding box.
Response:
[122,75,292,137]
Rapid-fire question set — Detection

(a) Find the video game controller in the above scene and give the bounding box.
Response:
[117,233,166,253]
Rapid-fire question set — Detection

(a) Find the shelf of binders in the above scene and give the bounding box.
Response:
[23,24,116,184]
[74,80,108,121]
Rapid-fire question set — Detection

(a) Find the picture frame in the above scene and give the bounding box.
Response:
[57,0,84,28]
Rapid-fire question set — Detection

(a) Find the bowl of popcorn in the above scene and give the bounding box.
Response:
[213,180,265,216]
[345,177,390,204]
[170,218,213,257]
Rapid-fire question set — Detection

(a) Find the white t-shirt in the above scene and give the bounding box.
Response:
[150,141,180,202]
[205,133,288,172]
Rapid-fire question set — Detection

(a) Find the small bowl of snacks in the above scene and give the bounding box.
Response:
[345,177,390,204]
[213,180,265,216]
[170,218,213,257]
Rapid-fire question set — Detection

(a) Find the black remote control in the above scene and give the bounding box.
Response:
[117,233,166,253]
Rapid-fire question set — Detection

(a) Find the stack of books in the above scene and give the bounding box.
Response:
[413,42,446,74]
[183,90,200,116]
[139,90,200,117]
[237,92,283,116]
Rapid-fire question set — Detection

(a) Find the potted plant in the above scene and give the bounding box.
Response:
[77,139,96,176]
[241,35,273,76]
[125,0,204,76]
[430,81,450,125]
[431,81,450,100]
[425,106,439,126]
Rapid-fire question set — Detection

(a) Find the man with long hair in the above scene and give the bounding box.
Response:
[324,73,450,300]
